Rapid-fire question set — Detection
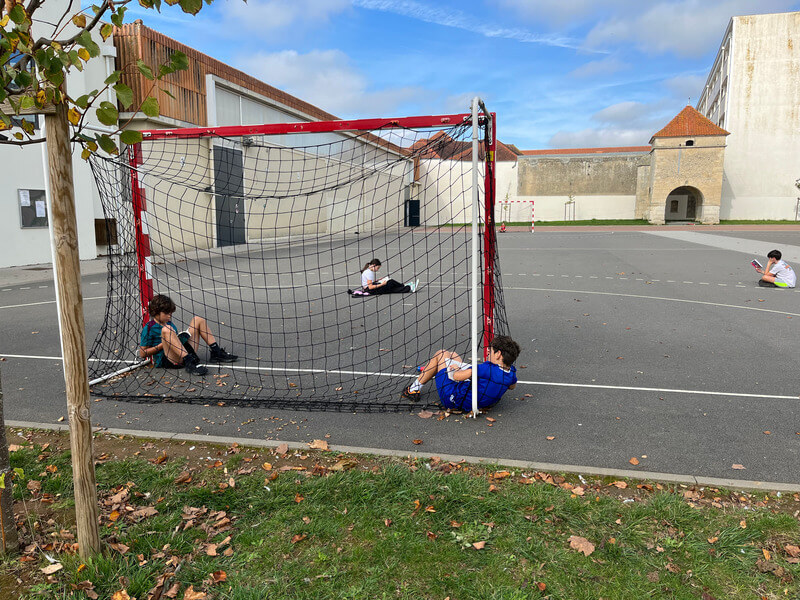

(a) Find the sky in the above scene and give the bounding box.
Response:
[121,0,800,150]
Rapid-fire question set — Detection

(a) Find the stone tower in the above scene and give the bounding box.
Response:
[643,106,729,224]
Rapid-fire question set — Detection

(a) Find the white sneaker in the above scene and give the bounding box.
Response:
[411,279,419,293]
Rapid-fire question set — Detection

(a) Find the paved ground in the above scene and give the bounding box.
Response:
[2,226,800,486]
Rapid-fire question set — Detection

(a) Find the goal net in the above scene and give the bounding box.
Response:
[87,104,508,411]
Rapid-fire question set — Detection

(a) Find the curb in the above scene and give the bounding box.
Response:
[8,420,800,494]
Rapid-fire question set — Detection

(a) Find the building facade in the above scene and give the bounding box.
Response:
[697,11,800,219]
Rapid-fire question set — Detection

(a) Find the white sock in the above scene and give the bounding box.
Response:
[409,379,423,392]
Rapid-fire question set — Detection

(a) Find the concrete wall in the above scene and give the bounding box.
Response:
[706,12,800,219]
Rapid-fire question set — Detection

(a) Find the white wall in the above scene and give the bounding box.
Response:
[717,12,800,220]
[0,2,113,269]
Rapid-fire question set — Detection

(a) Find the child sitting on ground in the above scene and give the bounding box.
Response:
[139,294,238,376]
[402,335,520,411]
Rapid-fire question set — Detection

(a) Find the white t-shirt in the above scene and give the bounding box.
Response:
[361,269,377,289]
[770,259,796,287]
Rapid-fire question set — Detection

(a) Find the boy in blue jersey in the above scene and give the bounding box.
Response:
[139,294,238,376]
[401,335,520,411]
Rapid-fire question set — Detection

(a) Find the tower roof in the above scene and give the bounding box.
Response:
[650,106,729,142]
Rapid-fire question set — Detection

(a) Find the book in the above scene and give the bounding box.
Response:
[444,358,471,381]
[378,276,389,283]
[751,259,763,271]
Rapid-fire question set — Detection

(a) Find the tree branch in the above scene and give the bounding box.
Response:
[0,136,45,146]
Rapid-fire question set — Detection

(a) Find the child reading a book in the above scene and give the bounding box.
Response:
[351,258,418,295]
[139,294,238,376]
[754,249,796,288]
[401,335,520,411]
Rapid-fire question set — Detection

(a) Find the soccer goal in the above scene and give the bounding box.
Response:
[87,98,508,411]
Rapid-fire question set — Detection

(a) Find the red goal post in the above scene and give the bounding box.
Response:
[126,110,499,352]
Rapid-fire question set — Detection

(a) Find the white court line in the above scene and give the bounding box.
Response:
[506,286,800,317]
[1,353,797,401]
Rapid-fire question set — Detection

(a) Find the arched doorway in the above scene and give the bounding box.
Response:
[664,186,704,222]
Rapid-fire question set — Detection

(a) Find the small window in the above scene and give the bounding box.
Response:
[19,189,48,228]
[670,200,679,212]
[685,140,694,146]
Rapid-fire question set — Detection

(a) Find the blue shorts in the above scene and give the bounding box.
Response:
[435,368,467,410]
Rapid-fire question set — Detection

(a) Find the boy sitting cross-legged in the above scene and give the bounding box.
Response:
[402,335,520,411]
[139,294,238,376]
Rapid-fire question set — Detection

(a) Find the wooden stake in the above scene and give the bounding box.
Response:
[45,102,100,557]
[0,370,20,555]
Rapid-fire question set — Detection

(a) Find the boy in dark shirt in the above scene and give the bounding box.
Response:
[139,294,238,376]
[402,335,520,411]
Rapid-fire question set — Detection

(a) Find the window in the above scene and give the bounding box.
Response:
[18,189,48,228]
[685,140,694,146]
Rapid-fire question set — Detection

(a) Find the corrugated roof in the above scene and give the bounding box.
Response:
[650,105,729,140]
[521,146,651,156]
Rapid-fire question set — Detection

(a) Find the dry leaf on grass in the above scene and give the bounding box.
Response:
[291,534,307,544]
[40,563,63,575]
[275,443,289,456]
[183,586,207,599]
[111,592,130,600]
[610,481,627,489]
[472,541,486,550]
[211,571,227,584]
[568,535,595,556]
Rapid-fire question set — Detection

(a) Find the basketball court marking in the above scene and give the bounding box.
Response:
[1,353,797,401]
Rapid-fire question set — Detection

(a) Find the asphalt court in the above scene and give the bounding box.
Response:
[2,227,800,485]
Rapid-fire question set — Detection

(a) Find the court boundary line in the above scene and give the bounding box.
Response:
[1,353,796,401]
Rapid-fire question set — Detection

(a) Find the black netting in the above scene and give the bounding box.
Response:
[87,116,507,411]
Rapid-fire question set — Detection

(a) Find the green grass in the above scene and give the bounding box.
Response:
[4,442,800,599]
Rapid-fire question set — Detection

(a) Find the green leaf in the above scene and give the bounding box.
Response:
[120,129,143,145]
[13,468,24,480]
[140,96,159,118]
[113,83,134,109]
[0,473,5,489]
[76,31,101,58]
[95,101,119,126]
[136,60,155,80]
[34,49,50,70]
[19,96,34,109]
[14,70,32,88]
[9,4,26,24]
[45,68,64,86]
[104,70,122,86]
[110,7,128,27]
[96,134,118,155]
[158,64,174,77]
[179,0,203,15]
[0,112,11,128]
[162,88,176,100]
[74,94,91,109]
[170,51,189,71]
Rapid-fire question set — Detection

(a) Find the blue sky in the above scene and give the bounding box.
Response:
[124,0,800,150]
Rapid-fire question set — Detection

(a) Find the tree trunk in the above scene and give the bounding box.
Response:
[45,102,101,557]
[0,370,20,554]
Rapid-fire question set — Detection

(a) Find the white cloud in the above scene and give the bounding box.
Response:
[591,101,653,124]
[569,57,628,78]
[352,0,593,51]
[224,0,351,32]
[495,0,640,26]
[235,49,421,116]
[586,0,798,57]
[548,126,654,148]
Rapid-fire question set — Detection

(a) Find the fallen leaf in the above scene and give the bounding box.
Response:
[732,464,746,470]
[785,544,800,558]
[708,536,718,544]
[261,462,273,471]
[291,534,307,544]
[418,410,434,419]
[537,582,546,592]
[111,592,130,600]
[568,535,595,556]
[174,471,193,484]
[41,563,63,575]
[183,585,207,599]
[308,440,328,450]
[57,416,65,422]
[763,548,772,561]
[611,481,627,489]
[665,562,680,573]
[546,436,555,441]
[8,444,22,452]
[276,443,289,456]
[211,571,227,584]
[294,493,304,503]
[629,457,639,466]
[472,541,486,550]
[763,431,771,435]
[412,439,423,445]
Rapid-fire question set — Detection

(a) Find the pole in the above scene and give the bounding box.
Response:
[45,102,101,557]
[470,98,480,417]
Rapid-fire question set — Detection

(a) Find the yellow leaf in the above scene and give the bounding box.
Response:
[629,457,639,466]
[763,548,772,561]
[67,108,81,125]
[72,14,87,28]
[77,48,91,62]
[36,90,46,105]
[0,15,9,27]
[111,592,130,600]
